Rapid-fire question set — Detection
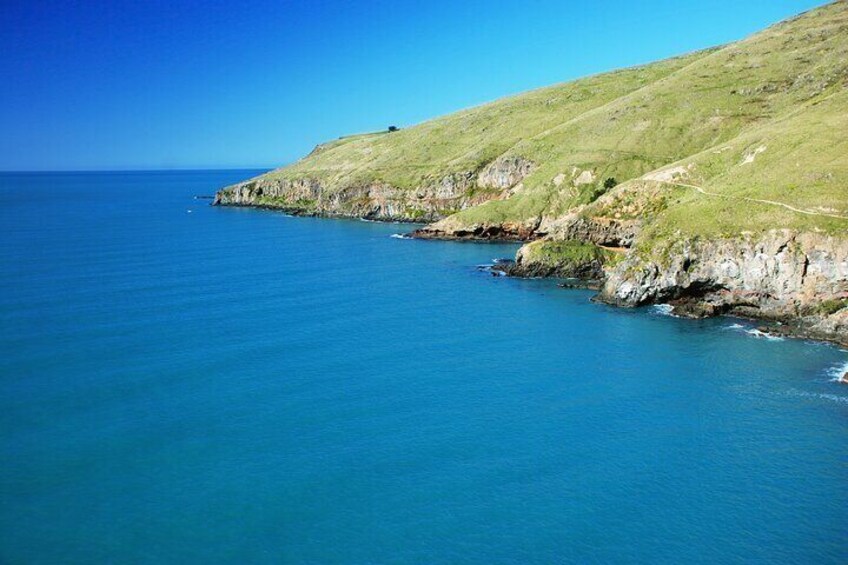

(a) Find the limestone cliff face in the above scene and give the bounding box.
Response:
[596,230,848,344]
[214,156,536,223]
[411,216,541,241]
[214,177,323,207]
[476,156,535,190]
[599,231,847,308]
[214,173,480,221]
[500,226,848,344]
[408,157,542,240]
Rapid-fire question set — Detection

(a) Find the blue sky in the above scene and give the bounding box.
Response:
[0,0,828,171]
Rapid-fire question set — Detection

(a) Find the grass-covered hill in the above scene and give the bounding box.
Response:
[216,0,848,343]
[217,0,847,240]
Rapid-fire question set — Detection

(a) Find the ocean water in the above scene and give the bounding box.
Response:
[1,170,846,564]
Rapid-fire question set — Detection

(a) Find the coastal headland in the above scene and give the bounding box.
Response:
[215,1,848,347]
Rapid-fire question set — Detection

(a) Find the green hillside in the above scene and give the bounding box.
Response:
[430,0,848,237]
[219,0,847,242]
[263,50,704,192]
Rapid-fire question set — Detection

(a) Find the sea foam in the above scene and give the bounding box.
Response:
[826,360,848,382]
[651,304,677,317]
[786,389,848,403]
[745,328,785,341]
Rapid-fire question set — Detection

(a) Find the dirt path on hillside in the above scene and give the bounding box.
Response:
[657,180,848,221]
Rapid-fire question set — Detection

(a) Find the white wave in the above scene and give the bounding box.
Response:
[389,233,411,240]
[786,389,848,403]
[818,394,848,403]
[745,328,784,341]
[723,323,745,331]
[826,360,848,382]
[475,263,508,276]
[651,304,677,317]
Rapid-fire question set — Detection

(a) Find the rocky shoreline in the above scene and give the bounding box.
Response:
[471,233,847,350]
[214,192,848,351]
[594,230,848,348]
[211,157,533,224]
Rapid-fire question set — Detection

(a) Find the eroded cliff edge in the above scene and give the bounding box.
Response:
[600,230,848,345]
[213,154,535,225]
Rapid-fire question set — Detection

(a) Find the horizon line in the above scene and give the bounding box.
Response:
[0,166,280,174]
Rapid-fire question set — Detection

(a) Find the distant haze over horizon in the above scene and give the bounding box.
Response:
[0,0,829,171]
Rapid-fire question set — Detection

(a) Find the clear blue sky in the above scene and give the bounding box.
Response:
[0,0,828,171]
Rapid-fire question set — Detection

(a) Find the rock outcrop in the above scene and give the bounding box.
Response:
[410,217,541,241]
[476,156,535,190]
[597,230,848,345]
[505,239,614,279]
[215,156,536,223]
[540,214,640,248]
[213,172,496,222]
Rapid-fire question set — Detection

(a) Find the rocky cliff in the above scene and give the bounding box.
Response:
[214,172,480,222]
[595,230,848,344]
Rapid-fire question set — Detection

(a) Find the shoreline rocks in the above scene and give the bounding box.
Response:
[214,195,847,347]
[595,230,848,346]
[213,156,538,226]
[409,222,538,242]
[213,173,507,224]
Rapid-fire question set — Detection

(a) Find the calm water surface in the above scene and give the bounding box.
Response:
[1,171,846,563]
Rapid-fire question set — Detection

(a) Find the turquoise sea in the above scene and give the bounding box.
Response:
[1,170,846,563]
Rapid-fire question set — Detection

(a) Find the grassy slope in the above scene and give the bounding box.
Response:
[230,0,848,238]
[640,88,848,240]
[261,52,705,190]
[442,0,848,235]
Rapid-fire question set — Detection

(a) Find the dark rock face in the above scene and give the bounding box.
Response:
[667,296,732,318]
[410,220,541,242]
[505,257,606,280]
